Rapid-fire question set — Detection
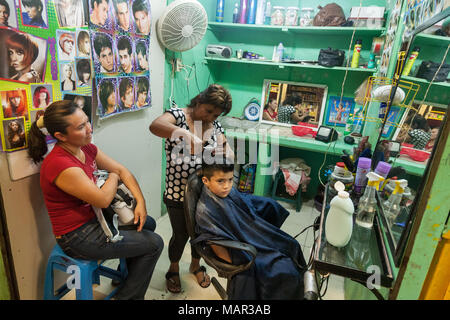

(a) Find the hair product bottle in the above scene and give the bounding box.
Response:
[351,39,362,68]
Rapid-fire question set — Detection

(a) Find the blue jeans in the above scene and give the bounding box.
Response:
[57,216,163,300]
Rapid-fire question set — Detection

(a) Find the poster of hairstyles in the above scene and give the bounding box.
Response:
[76,29,91,58]
[30,84,53,109]
[0,28,47,84]
[54,0,88,28]
[0,0,18,29]
[19,0,49,29]
[90,0,152,119]
[2,117,27,151]
[1,89,29,120]
[75,58,92,88]
[64,93,93,124]
[59,61,76,92]
[56,30,76,61]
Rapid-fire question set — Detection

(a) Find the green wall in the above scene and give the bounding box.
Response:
[0,248,10,300]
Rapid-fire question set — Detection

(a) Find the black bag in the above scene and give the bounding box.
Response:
[415,60,450,82]
[318,48,345,67]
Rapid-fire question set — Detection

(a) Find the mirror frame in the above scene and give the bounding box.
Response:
[259,79,328,128]
[376,7,450,268]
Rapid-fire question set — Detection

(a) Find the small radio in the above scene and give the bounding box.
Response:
[205,45,232,58]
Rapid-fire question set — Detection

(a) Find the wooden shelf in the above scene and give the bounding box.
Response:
[413,33,450,47]
[208,22,386,36]
[205,57,377,73]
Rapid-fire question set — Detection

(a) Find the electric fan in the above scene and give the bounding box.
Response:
[156,0,208,52]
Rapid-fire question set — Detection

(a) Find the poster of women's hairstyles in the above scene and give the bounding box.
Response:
[0,0,19,29]
[135,75,150,108]
[64,93,93,124]
[76,29,91,58]
[91,31,116,74]
[54,0,88,28]
[59,61,76,92]
[1,116,27,151]
[19,0,49,29]
[1,89,29,121]
[56,30,76,62]
[90,0,151,119]
[75,58,92,88]
[30,84,53,109]
[96,76,118,117]
[0,28,47,84]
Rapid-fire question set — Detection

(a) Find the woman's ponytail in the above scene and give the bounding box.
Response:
[27,121,48,164]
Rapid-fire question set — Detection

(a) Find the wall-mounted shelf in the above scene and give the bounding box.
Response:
[401,75,450,88]
[208,22,386,36]
[413,33,450,47]
[204,57,377,74]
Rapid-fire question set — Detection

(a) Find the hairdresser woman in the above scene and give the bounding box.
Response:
[149,84,233,294]
[28,100,163,300]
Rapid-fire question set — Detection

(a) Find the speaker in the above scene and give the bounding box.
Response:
[205,45,232,58]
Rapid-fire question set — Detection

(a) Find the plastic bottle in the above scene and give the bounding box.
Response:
[367,52,376,69]
[355,172,384,229]
[232,2,240,23]
[275,42,284,62]
[255,0,266,25]
[216,0,225,22]
[247,0,257,24]
[328,162,354,199]
[351,39,362,68]
[264,1,272,25]
[354,157,371,194]
[325,182,355,248]
[383,179,407,228]
[344,112,354,135]
[374,161,391,180]
[239,0,248,24]
[402,47,420,76]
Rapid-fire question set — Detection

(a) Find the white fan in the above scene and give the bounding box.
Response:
[156,0,208,52]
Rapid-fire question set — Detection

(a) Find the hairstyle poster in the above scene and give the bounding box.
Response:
[1,89,29,121]
[54,0,88,28]
[90,0,152,119]
[0,0,19,29]
[19,0,49,29]
[325,96,355,127]
[0,28,47,84]
[1,116,27,151]
[30,84,53,109]
[64,93,93,124]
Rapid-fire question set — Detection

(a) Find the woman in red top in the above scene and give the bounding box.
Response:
[28,100,163,300]
[262,98,278,121]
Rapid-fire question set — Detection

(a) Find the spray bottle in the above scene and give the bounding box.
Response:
[239,0,248,24]
[216,0,225,22]
[232,2,240,23]
[355,172,384,229]
[382,179,407,228]
[351,39,362,68]
[247,0,257,24]
[401,47,420,76]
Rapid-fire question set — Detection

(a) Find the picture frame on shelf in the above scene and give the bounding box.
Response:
[324,96,355,127]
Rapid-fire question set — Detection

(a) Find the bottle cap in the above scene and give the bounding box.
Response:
[336,162,345,168]
[357,157,371,169]
[334,181,345,193]
[338,191,350,199]
[375,161,391,176]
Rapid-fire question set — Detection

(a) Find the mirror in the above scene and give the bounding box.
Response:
[259,80,327,127]
[375,6,450,267]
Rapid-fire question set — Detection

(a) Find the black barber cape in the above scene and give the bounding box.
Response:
[192,186,306,300]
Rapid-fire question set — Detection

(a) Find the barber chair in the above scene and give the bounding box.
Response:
[184,170,257,300]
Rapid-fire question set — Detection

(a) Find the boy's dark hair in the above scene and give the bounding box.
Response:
[93,33,112,57]
[117,36,132,55]
[119,77,132,98]
[201,157,234,180]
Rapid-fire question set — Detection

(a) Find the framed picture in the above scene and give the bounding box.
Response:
[2,116,27,151]
[64,93,92,124]
[54,0,88,28]
[19,0,48,29]
[0,28,48,83]
[1,89,29,120]
[30,84,53,109]
[381,106,401,138]
[325,96,355,127]
[0,0,18,29]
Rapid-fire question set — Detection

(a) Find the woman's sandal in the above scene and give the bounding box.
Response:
[165,271,182,293]
[191,266,211,289]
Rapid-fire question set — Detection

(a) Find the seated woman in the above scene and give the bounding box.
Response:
[28,100,163,300]
[277,94,304,124]
[192,159,306,300]
[262,98,278,121]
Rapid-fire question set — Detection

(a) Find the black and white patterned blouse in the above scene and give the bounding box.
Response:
[164,107,224,203]
[277,105,295,124]
[409,129,431,150]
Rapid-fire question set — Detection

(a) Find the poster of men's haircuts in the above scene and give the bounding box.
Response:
[90,0,152,119]
[0,0,19,29]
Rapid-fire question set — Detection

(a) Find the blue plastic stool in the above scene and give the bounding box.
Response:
[44,244,127,300]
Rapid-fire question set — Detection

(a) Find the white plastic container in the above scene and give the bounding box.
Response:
[325,182,355,248]
[285,7,299,26]
[271,6,285,26]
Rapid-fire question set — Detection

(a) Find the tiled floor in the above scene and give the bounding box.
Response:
[64,199,345,300]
